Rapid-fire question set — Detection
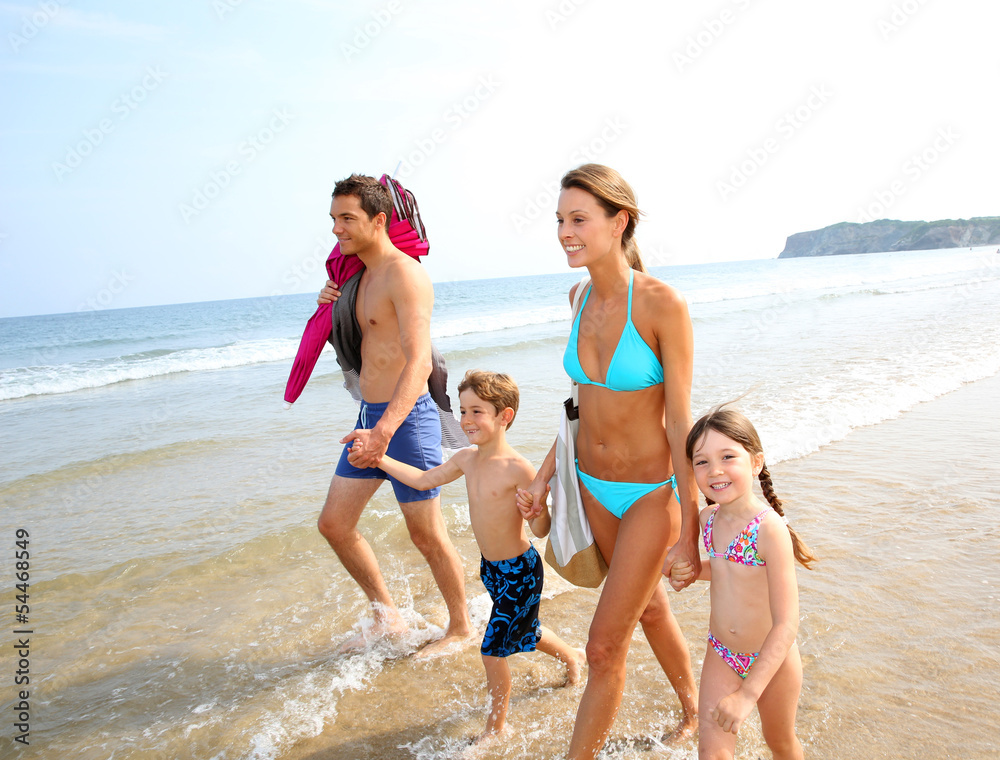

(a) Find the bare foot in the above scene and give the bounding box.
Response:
[660,712,698,745]
[336,611,408,655]
[414,630,475,660]
[563,647,587,686]
[460,726,507,758]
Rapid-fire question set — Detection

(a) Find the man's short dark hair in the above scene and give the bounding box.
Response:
[332,174,393,224]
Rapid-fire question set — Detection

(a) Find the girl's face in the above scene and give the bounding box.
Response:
[555,187,625,268]
[691,428,764,507]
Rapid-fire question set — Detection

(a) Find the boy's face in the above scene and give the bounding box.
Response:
[458,388,507,444]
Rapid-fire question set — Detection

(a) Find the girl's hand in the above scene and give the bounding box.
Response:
[712,690,755,734]
[665,558,696,590]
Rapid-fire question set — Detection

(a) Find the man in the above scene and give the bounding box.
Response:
[317,174,471,654]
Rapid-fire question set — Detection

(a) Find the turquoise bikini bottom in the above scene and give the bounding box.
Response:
[575,462,680,519]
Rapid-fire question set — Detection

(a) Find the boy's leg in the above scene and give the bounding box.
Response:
[399,496,472,652]
[535,625,585,685]
[479,654,512,739]
[755,643,804,760]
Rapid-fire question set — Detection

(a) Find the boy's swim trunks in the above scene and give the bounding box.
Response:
[480,545,543,658]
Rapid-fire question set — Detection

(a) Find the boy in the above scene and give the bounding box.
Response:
[347,369,584,746]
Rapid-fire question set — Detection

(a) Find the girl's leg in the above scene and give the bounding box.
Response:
[535,625,585,685]
[478,655,511,742]
[698,641,742,760]
[566,492,678,759]
[755,643,804,760]
[639,582,699,738]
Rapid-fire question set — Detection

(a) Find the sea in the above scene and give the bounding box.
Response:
[2,246,999,759]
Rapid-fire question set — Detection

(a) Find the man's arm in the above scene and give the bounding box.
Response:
[346,260,434,468]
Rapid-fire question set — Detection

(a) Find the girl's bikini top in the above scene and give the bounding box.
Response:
[703,506,770,567]
[562,270,664,392]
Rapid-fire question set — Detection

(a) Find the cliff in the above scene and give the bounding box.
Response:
[777,217,1000,258]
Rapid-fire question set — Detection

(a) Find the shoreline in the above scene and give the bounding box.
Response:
[278,371,1000,760]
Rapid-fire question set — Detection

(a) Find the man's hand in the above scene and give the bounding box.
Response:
[318,280,341,305]
[341,427,391,468]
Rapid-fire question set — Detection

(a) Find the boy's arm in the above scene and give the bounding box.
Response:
[377,450,466,491]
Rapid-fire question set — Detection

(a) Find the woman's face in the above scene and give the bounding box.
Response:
[555,187,623,268]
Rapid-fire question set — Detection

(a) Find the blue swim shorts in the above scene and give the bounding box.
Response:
[335,393,443,503]
[480,545,543,658]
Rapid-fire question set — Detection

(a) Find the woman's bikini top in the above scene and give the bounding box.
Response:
[703,506,770,567]
[562,270,664,392]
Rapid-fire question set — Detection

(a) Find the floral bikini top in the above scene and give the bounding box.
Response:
[703,506,770,567]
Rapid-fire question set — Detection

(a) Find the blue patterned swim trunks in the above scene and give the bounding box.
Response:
[479,545,543,658]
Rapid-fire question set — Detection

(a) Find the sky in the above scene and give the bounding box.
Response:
[1,0,997,318]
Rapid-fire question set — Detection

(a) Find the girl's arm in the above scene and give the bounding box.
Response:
[710,515,800,734]
[377,450,467,491]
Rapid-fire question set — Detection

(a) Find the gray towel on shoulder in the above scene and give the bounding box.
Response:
[328,270,466,450]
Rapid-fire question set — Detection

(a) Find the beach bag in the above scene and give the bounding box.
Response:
[543,278,609,588]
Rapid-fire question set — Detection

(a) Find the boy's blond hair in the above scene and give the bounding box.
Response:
[457,370,519,430]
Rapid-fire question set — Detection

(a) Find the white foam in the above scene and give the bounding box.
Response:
[0,338,301,400]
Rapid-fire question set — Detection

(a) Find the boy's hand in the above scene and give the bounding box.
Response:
[516,486,547,520]
[342,429,387,468]
[318,280,341,305]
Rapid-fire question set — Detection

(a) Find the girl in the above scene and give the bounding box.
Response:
[670,406,815,760]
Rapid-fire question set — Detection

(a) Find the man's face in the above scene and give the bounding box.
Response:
[330,194,383,256]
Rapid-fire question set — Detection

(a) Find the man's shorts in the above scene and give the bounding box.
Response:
[335,393,443,503]
[479,545,543,658]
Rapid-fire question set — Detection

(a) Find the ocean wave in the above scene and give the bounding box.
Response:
[0,338,301,400]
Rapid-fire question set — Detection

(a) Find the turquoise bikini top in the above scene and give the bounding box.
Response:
[563,270,664,392]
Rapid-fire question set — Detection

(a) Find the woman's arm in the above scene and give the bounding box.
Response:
[655,283,702,587]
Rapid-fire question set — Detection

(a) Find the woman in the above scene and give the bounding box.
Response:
[524,164,701,758]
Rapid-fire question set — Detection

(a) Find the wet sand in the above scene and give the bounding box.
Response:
[280,373,1000,759]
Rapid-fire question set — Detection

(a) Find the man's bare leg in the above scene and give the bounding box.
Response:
[318,475,407,648]
[399,496,472,656]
